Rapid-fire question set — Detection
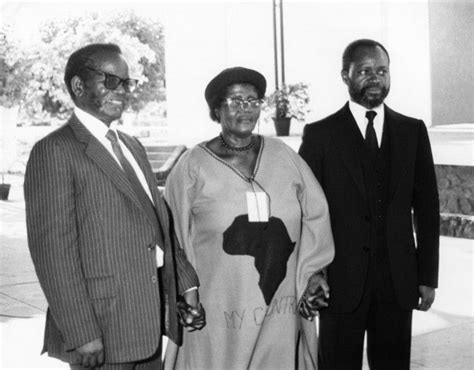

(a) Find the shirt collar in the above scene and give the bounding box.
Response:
[348,100,384,120]
[74,106,118,140]
[348,100,385,136]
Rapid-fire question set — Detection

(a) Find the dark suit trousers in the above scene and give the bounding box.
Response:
[70,340,162,370]
[318,273,412,370]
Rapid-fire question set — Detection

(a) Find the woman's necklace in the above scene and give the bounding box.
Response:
[219,133,256,152]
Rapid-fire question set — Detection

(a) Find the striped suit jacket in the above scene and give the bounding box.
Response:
[24,114,199,364]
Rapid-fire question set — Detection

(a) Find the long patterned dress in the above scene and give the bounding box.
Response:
[164,136,334,370]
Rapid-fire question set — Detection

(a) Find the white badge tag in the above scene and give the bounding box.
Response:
[155,246,164,268]
[246,192,269,222]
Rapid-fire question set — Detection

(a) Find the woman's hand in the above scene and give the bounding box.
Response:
[298,272,330,321]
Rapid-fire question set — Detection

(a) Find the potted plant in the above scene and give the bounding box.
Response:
[0,173,11,201]
[262,82,311,136]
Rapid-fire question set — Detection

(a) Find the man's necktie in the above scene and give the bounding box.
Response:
[106,130,161,233]
[365,110,378,161]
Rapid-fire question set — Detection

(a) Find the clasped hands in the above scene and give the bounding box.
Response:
[178,289,206,332]
[177,297,206,332]
[298,272,330,321]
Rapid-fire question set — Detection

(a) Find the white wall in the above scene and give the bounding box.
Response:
[164,0,433,146]
[429,0,474,125]
[162,1,274,145]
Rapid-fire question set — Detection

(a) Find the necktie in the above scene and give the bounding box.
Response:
[365,110,378,161]
[106,130,163,244]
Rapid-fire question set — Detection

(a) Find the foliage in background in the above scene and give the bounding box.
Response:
[0,10,166,125]
[261,82,311,122]
[0,24,31,108]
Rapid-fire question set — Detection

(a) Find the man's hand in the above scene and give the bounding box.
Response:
[298,272,330,321]
[75,338,104,368]
[417,285,435,311]
[178,290,206,331]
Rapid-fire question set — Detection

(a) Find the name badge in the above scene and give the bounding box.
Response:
[156,247,164,268]
[246,192,269,222]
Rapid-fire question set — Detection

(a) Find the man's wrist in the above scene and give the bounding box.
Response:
[182,288,199,308]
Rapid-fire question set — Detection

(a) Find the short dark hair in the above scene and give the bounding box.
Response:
[64,43,122,100]
[342,39,390,72]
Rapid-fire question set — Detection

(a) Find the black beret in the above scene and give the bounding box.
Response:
[205,66,267,109]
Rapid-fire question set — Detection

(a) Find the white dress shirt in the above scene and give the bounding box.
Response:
[74,107,153,200]
[348,100,385,147]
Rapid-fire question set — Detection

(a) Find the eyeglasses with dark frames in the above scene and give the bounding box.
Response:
[83,67,139,92]
[224,97,264,110]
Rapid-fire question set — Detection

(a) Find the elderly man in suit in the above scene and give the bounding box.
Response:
[299,39,439,369]
[25,43,205,369]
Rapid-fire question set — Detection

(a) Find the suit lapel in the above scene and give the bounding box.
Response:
[117,132,156,199]
[385,105,410,201]
[332,103,367,201]
[118,131,170,238]
[68,115,149,219]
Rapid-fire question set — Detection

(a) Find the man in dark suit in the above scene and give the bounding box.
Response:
[299,39,439,369]
[25,43,205,369]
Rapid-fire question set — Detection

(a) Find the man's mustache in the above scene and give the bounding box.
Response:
[362,84,384,94]
[364,82,382,88]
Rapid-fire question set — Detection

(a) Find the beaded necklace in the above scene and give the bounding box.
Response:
[219,133,256,152]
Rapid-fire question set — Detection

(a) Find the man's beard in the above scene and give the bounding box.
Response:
[348,83,389,109]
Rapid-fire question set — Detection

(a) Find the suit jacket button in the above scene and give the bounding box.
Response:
[151,276,157,283]
[364,214,370,222]
[363,245,370,252]
[148,244,156,251]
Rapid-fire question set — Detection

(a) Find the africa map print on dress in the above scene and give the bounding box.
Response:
[223,215,296,305]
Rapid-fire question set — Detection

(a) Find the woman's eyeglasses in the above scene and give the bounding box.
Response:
[84,67,139,92]
[224,98,263,110]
